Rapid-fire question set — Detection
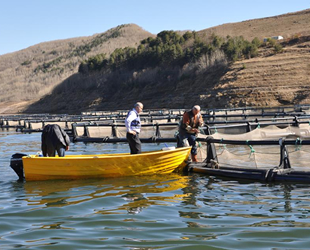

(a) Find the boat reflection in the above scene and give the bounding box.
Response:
[21,174,190,214]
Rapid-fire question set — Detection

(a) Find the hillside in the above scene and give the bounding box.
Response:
[1,9,310,114]
[23,34,310,114]
[0,24,154,112]
[211,36,310,107]
[197,9,310,42]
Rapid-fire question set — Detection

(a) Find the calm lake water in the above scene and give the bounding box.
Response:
[1,129,310,249]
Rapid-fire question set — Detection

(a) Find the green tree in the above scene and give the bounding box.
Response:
[251,37,261,48]
[212,35,224,48]
[266,38,276,47]
[176,44,183,57]
[183,31,193,41]
[138,44,145,54]
[243,41,258,59]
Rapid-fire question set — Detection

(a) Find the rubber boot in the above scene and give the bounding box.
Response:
[191,154,198,163]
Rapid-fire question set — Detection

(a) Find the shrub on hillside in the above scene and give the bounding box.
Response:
[251,37,261,47]
[79,31,260,75]
[21,60,32,66]
[274,43,283,53]
[34,56,63,73]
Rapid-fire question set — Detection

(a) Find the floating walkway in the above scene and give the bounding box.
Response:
[71,122,180,143]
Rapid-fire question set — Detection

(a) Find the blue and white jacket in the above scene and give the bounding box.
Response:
[125,109,141,133]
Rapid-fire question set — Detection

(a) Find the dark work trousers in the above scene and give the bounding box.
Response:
[177,132,197,155]
[126,132,142,154]
[44,143,66,157]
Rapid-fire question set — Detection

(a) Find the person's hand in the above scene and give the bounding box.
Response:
[130,131,136,135]
[66,145,69,151]
[191,128,199,133]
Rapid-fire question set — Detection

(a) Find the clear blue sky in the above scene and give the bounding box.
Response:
[0,0,309,55]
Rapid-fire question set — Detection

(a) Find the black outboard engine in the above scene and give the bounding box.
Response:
[10,153,27,181]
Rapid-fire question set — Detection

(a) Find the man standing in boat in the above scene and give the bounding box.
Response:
[177,105,204,162]
[41,124,70,157]
[125,102,143,154]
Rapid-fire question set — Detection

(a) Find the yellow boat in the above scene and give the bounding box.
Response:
[12,147,191,181]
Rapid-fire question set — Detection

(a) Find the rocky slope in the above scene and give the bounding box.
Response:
[212,36,310,108]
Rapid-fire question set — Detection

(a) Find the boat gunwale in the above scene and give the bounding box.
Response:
[23,146,192,160]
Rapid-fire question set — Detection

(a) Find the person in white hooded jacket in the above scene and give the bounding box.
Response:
[125,102,143,154]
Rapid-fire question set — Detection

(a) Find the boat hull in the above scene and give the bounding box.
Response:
[22,147,191,181]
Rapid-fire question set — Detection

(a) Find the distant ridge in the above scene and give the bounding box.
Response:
[198,9,310,41]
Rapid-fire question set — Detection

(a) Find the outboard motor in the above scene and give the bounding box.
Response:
[10,153,27,181]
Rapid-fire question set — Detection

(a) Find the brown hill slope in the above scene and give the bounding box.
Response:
[24,35,310,113]
[0,24,154,109]
[203,36,310,108]
[198,9,310,41]
[2,9,310,114]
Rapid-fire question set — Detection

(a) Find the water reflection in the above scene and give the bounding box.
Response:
[7,161,310,221]
[177,174,310,225]
[19,174,189,214]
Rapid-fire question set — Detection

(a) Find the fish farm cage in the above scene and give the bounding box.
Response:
[4,105,310,183]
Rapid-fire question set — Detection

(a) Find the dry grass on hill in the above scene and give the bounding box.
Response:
[0,24,154,105]
[198,9,310,42]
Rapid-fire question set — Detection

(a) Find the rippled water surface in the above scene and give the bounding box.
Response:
[1,129,310,249]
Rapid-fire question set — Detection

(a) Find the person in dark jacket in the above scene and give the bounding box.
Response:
[177,105,204,162]
[41,124,70,157]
